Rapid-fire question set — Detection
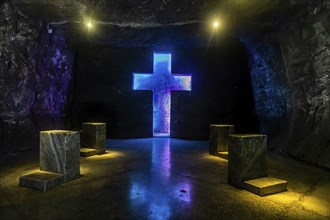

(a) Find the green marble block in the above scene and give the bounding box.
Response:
[228,134,267,188]
[19,130,80,190]
[40,130,80,182]
[209,124,234,155]
[81,122,106,154]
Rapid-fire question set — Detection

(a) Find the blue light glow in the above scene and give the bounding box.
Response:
[133,53,192,137]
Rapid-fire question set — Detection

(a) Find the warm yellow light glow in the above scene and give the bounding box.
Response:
[85,18,93,31]
[213,20,220,29]
[87,22,92,28]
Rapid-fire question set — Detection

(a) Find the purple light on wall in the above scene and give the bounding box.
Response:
[132,53,192,137]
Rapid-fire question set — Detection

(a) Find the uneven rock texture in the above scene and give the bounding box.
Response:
[0,2,74,155]
[0,2,40,154]
[240,2,330,168]
[240,32,292,145]
[276,3,330,168]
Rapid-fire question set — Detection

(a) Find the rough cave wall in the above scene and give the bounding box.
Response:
[240,33,292,148]
[0,2,74,155]
[242,2,330,168]
[277,3,330,168]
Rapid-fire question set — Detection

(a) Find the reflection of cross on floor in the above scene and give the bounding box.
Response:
[132,53,192,137]
[129,138,192,219]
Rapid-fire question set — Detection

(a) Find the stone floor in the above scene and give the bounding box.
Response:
[0,138,329,220]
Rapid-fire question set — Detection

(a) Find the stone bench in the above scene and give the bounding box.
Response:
[80,122,106,157]
[228,134,287,196]
[209,124,234,159]
[19,130,80,191]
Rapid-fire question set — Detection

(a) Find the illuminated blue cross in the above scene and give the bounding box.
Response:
[133,53,192,137]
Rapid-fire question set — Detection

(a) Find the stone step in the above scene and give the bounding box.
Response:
[216,151,228,160]
[243,177,287,196]
[80,148,97,157]
[19,171,65,191]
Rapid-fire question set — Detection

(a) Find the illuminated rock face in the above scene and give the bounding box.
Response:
[0,2,73,155]
[228,134,267,187]
[133,53,191,136]
[239,1,330,168]
[209,124,234,155]
[81,122,106,154]
[40,130,80,181]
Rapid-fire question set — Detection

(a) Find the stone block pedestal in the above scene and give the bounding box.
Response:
[209,124,234,159]
[19,130,80,191]
[80,122,106,157]
[228,134,267,188]
[228,134,287,196]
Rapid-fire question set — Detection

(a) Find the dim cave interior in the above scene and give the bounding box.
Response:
[0,0,329,219]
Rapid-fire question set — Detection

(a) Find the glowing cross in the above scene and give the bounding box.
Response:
[133,53,192,137]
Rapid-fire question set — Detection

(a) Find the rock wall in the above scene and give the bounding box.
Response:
[277,2,330,168]
[241,2,330,168]
[0,1,74,155]
[240,32,292,147]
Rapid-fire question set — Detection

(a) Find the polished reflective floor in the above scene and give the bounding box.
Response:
[1,138,329,219]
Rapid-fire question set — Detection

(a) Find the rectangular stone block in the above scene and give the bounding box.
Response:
[228,134,267,187]
[40,130,80,182]
[19,171,65,191]
[209,124,234,155]
[243,177,287,196]
[81,122,106,154]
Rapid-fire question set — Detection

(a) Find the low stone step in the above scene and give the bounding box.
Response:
[243,177,287,196]
[216,151,228,160]
[19,171,65,191]
[80,148,97,157]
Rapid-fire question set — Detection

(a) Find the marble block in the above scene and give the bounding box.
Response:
[19,171,65,191]
[81,122,106,155]
[243,177,288,196]
[40,130,80,182]
[209,124,234,155]
[228,134,267,188]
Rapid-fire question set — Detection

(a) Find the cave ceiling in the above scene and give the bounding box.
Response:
[8,0,310,46]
